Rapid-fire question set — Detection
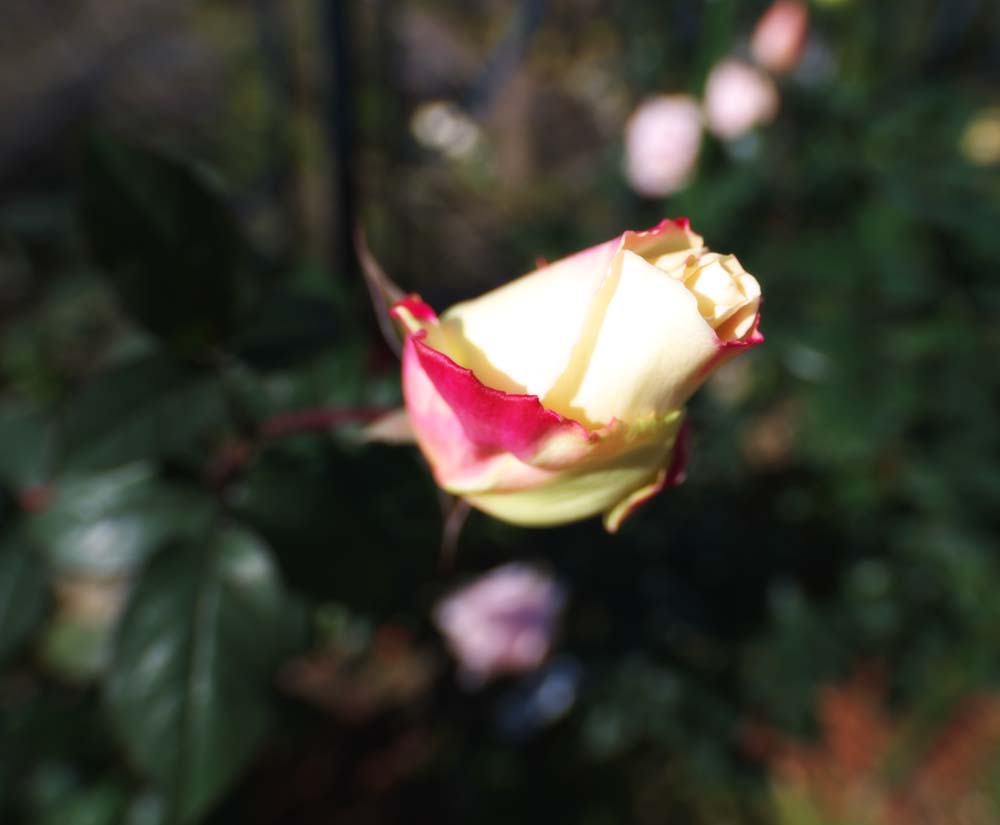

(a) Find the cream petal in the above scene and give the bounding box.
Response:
[436,242,619,398]
[723,271,762,339]
[683,253,752,327]
[433,220,705,402]
[553,250,720,425]
[653,249,700,273]
[717,303,759,340]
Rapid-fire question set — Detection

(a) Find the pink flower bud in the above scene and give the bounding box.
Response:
[623,95,703,197]
[704,59,780,141]
[751,0,809,75]
[434,564,566,686]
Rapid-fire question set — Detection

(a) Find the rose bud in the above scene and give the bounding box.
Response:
[391,219,762,531]
[751,0,809,76]
[434,563,565,687]
[703,58,779,141]
[623,94,704,197]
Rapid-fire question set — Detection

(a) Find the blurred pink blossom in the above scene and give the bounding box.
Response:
[751,0,809,75]
[623,94,703,197]
[704,59,779,141]
[434,563,566,687]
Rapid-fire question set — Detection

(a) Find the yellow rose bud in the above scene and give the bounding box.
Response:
[389,219,763,531]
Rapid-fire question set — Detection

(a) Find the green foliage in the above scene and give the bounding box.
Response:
[30,464,214,576]
[57,355,228,473]
[0,527,48,664]
[0,404,55,488]
[1,1,999,823]
[79,137,252,354]
[105,526,295,824]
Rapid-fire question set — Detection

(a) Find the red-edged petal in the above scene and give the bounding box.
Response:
[699,309,765,379]
[719,308,764,353]
[390,294,439,334]
[410,334,590,461]
[664,419,690,488]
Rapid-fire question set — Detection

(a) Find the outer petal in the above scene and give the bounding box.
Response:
[550,250,725,425]
[392,295,440,333]
[699,307,765,379]
[602,420,689,532]
[409,333,589,463]
[395,296,687,528]
[361,408,415,444]
[438,219,704,403]
[465,415,682,528]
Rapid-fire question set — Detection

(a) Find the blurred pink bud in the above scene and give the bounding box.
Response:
[434,564,565,687]
[704,59,779,141]
[623,95,703,197]
[751,0,809,75]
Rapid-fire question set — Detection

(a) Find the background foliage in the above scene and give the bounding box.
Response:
[1,0,999,822]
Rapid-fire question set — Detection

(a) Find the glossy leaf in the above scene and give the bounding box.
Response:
[39,612,117,685]
[0,528,49,663]
[58,353,227,473]
[80,136,249,351]
[231,289,341,370]
[30,464,213,577]
[231,442,439,610]
[105,525,290,824]
[0,403,55,488]
[35,780,127,825]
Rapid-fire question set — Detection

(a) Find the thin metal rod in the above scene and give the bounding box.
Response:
[321,0,359,279]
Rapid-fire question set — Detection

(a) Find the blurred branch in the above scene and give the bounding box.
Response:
[0,0,170,184]
[320,0,359,280]
[461,0,546,117]
[252,0,298,257]
[260,406,387,439]
[205,405,391,489]
[440,496,470,571]
[919,0,985,73]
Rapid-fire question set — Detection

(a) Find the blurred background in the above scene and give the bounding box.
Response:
[2,0,1000,823]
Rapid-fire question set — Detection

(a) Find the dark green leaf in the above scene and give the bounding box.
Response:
[231,289,341,370]
[124,791,167,825]
[231,442,438,611]
[0,528,49,663]
[80,136,249,352]
[105,525,290,824]
[0,403,55,488]
[30,464,214,576]
[58,353,227,472]
[39,613,116,684]
[35,780,128,825]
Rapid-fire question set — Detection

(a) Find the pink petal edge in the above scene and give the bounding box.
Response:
[700,310,765,378]
[392,294,605,463]
[410,333,594,461]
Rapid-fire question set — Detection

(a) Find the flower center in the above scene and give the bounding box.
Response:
[653,250,761,341]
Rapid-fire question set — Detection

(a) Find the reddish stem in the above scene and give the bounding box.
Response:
[260,407,389,439]
[18,485,53,514]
